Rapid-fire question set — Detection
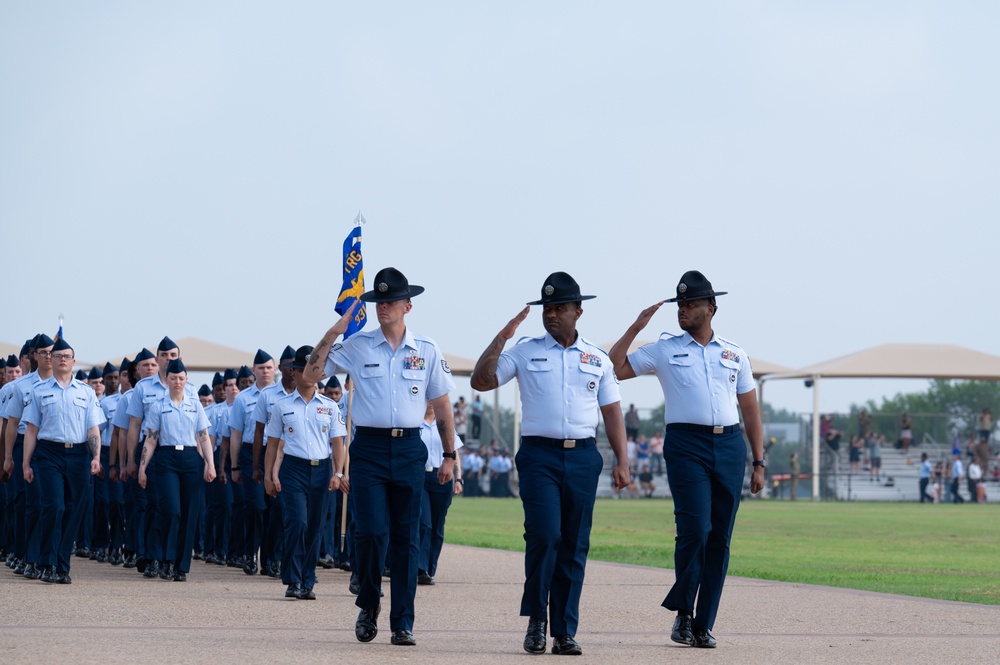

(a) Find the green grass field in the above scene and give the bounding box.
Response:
[445,498,1000,605]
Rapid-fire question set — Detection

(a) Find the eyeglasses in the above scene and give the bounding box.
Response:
[51,353,74,361]
[35,351,53,358]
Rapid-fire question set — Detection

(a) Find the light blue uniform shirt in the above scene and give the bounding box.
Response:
[229,384,265,444]
[127,374,197,435]
[112,389,134,430]
[146,393,210,448]
[100,392,123,447]
[266,390,347,460]
[324,327,455,429]
[4,371,41,435]
[253,383,294,446]
[495,332,621,440]
[628,331,755,427]
[213,402,234,447]
[420,419,463,470]
[23,376,105,444]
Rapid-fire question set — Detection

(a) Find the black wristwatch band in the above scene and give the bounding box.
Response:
[442,451,457,460]
[752,459,766,468]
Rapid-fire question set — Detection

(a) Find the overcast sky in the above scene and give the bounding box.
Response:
[2,2,997,416]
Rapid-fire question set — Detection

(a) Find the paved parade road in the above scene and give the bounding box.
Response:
[3,544,999,664]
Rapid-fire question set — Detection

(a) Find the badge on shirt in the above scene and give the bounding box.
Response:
[404,356,426,370]
[579,352,602,367]
[588,380,596,391]
[721,349,740,363]
[410,385,419,395]
[441,359,451,374]
[288,426,294,434]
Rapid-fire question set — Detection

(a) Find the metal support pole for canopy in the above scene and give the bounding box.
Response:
[812,375,821,500]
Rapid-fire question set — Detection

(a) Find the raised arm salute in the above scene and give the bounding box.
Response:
[307,267,455,647]
[609,270,764,650]
[472,272,629,657]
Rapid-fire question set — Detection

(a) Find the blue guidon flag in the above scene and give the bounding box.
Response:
[336,214,367,339]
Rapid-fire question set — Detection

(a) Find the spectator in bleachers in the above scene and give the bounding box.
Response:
[869,434,883,482]
[649,430,665,476]
[899,413,913,461]
[978,408,993,443]
[635,434,649,472]
[858,410,872,438]
[848,435,862,474]
[638,464,655,498]
[624,404,640,442]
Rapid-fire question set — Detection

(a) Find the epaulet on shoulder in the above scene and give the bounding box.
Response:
[514,335,540,345]
[316,393,334,404]
[658,331,677,340]
[578,337,609,358]
[716,335,740,348]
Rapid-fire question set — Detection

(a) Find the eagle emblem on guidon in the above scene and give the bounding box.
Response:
[678,283,687,293]
[378,282,388,292]
[543,285,554,296]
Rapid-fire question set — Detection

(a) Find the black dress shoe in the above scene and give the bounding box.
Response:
[75,547,91,558]
[390,629,416,646]
[56,571,72,584]
[96,549,108,563]
[173,571,187,582]
[338,560,352,572]
[213,555,226,566]
[193,551,204,561]
[243,557,258,575]
[318,554,335,569]
[355,604,380,642]
[523,617,547,654]
[295,586,316,600]
[159,563,175,580]
[123,553,136,569]
[135,556,149,573]
[226,557,240,568]
[285,584,302,598]
[417,571,435,586]
[39,566,58,583]
[382,566,391,578]
[348,571,360,595]
[143,560,160,578]
[13,560,26,576]
[670,614,694,646]
[89,549,98,560]
[692,629,717,648]
[551,635,582,656]
[21,563,37,579]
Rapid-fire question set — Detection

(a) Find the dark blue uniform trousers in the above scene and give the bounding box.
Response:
[418,470,453,577]
[351,431,426,632]
[204,472,232,558]
[238,443,266,561]
[229,466,246,560]
[661,429,745,631]
[278,455,331,590]
[155,447,205,573]
[142,454,164,561]
[11,439,42,564]
[514,440,603,637]
[34,441,91,574]
[93,447,124,552]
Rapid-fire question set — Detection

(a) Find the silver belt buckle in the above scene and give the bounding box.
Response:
[175,445,184,451]
[563,439,576,449]
[712,426,724,435]
[391,428,404,438]
[64,443,73,449]
[310,459,320,466]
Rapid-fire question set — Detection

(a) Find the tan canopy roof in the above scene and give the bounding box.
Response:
[600,339,792,379]
[770,343,1000,381]
[443,353,476,377]
[100,337,256,373]
[0,341,21,358]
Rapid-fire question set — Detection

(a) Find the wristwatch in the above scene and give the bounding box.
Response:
[752,459,766,468]
[442,451,457,460]
[334,472,344,479]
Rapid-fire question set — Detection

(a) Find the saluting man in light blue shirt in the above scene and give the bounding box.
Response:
[471,271,629,657]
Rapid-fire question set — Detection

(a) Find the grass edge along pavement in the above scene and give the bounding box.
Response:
[445,498,1000,606]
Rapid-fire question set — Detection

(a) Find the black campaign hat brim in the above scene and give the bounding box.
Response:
[665,290,727,303]
[360,284,425,303]
[526,294,596,306]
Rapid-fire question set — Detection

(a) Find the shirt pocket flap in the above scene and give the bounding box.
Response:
[526,360,552,372]
[667,355,694,367]
[720,358,740,371]
[402,369,426,381]
[578,363,602,376]
[359,364,385,378]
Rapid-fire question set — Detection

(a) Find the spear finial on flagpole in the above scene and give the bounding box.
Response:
[354,210,366,226]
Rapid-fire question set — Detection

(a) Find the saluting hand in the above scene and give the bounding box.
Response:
[500,306,531,340]
[630,301,666,333]
[331,301,360,337]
